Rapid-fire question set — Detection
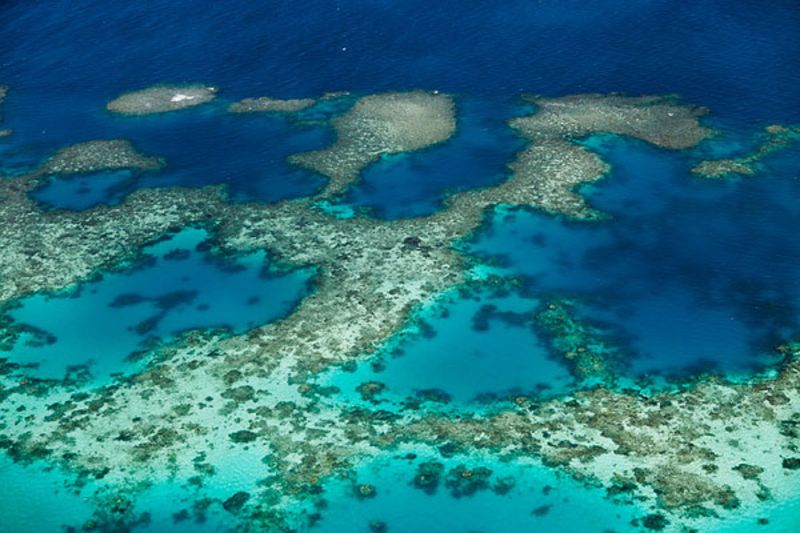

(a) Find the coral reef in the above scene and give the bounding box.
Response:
[38,139,164,175]
[692,124,800,179]
[534,300,623,384]
[0,175,223,302]
[228,96,315,113]
[390,345,800,522]
[0,89,795,532]
[106,85,218,115]
[289,90,456,197]
[500,94,712,219]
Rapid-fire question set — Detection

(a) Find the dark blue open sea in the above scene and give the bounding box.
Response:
[1,1,799,531]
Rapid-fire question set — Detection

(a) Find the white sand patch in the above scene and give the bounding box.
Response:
[170,93,196,103]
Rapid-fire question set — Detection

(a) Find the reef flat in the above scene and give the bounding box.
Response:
[692,124,800,179]
[38,139,164,176]
[499,94,712,219]
[0,90,797,532]
[289,90,456,197]
[0,176,223,303]
[106,85,218,115]
[228,96,316,113]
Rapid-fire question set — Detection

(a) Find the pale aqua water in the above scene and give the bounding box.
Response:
[0,456,96,532]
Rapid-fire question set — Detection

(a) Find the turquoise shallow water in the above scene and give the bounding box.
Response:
[1,228,312,381]
[0,456,96,533]
[314,454,800,533]
[324,289,574,405]
[313,453,641,533]
[0,453,260,533]
[3,450,798,533]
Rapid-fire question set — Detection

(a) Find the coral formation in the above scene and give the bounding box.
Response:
[38,139,164,175]
[692,124,800,179]
[289,90,456,197]
[228,96,315,113]
[534,300,623,383]
[106,85,218,115]
[501,94,712,219]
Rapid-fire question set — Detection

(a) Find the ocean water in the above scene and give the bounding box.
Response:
[0,452,256,533]
[342,98,528,219]
[1,1,800,532]
[466,136,800,378]
[0,456,97,532]
[11,98,329,205]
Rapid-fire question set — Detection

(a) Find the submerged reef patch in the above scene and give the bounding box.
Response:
[37,139,164,176]
[497,94,712,219]
[0,174,225,302]
[534,299,623,384]
[289,90,456,197]
[228,96,316,113]
[515,94,711,150]
[106,84,218,115]
[692,124,800,179]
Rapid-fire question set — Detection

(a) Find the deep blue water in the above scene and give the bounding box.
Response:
[342,98,528,218]
[467,136,800,377]
[31,169,134,210]
[1,1,800,532]
[2,0,800,199]
[2,1,799,123]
